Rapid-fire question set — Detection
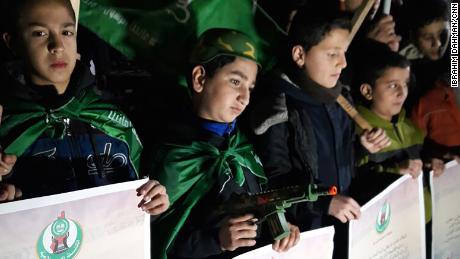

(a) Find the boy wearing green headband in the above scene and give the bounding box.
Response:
[0,0,169,216]
[150,28,300,259]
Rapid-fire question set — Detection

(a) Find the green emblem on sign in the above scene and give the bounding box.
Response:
[37,211,83,258]
[376,201,391,233]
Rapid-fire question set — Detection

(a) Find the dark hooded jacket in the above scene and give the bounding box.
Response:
[0,61,140,199]
[248,69,355,229]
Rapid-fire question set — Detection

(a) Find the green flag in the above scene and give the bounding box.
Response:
[79,0,284,74]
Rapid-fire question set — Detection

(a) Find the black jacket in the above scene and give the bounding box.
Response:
[0,61,138,199]
[248,71,355,229]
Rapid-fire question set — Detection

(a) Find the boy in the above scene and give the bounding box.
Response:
[150,28,300,259]
[354,42,424,179]
[398,0,450,112]
[353,42,433,257]
[399,0,450,62]
[247,7,390,258]
[0,0,168,215]
[411,63,460,177]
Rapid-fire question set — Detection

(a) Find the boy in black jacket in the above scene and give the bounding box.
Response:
[0,0,168,216]
[248,7,391,258]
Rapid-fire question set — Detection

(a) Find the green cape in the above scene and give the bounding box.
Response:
[0,88,142,175]
[151,130,267,259]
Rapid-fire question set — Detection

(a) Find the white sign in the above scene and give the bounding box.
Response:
[430,160,460,259]
[234,226,335,259]
[0,179,150,259]
[349,174,425,259]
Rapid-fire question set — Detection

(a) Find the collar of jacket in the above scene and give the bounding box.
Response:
[1,60,95,109]
[160,110,236,148]
[196,116,237,137]
[280,68,343,105]
[356,105,406,130]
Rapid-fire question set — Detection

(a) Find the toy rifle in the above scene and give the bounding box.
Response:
[218,184,337,240]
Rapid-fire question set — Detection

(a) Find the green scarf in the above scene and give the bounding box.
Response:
[0,89,142,175]
[151,130,267,259]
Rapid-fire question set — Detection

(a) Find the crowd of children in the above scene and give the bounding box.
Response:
[0,0,456,258]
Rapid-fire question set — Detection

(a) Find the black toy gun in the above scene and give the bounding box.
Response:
[218,184,337,240]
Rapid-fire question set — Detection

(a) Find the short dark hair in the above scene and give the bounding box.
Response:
[282,3,350,69]
[405,0,449,33]
[287,5,351,53]
[3,0,76,36]
[352,41,411,106]
[199,55,237,79]
[187,55,236,92]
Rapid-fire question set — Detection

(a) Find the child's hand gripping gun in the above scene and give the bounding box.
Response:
[218,184,337,240]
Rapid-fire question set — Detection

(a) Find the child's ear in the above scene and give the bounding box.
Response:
[360,83,373,100]
[2,32,19,57]
[292,45,306,68]
[191,65,206,94]
[2,32,13,51]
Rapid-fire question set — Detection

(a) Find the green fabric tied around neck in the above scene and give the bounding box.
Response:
[151,130,267,259]
[0,89,142,176]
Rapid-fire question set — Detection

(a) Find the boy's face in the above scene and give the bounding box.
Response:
[15,1,77,93]
[416,19,449,61]
[303,28,349,88]
[369,67,410,121]
[193,57,257,123]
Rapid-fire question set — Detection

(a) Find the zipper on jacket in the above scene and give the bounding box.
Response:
[87,124,105,178]
[65,118,80,183]
[392,123,403,143]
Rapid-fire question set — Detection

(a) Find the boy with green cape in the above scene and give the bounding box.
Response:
[0,0,169,216]
[150,28,301,259]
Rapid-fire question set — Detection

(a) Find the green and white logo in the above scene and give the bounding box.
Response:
[37,211,83,259]
[376,201,391,233]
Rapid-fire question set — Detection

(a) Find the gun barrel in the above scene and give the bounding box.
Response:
[312,185,337,196]
[219,184,338,241]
